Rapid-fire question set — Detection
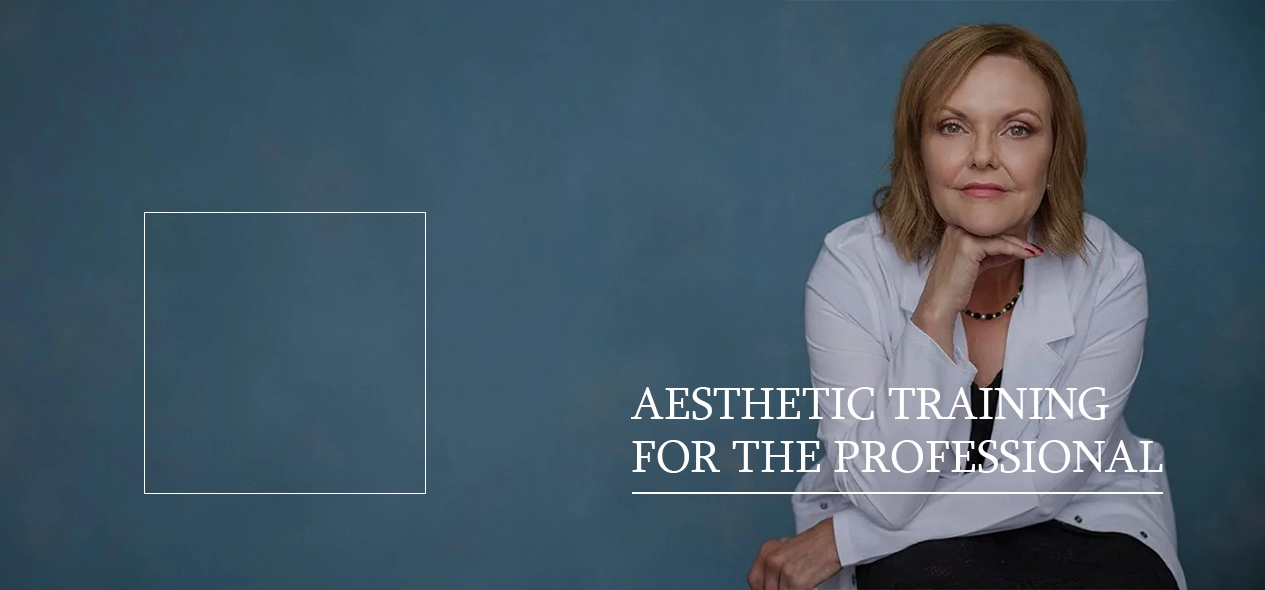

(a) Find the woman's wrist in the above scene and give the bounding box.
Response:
[912,300,957,358]
[912,298,955,329]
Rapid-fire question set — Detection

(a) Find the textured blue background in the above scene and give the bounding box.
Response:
[1,0,1262,588]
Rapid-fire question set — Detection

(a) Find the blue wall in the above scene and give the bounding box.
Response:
[2,1,1261,587]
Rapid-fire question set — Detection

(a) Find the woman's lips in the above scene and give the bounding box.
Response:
[960,183,1007,198]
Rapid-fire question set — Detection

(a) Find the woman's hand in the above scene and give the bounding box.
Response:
[912,225,1042,356]
[747,518,841,590]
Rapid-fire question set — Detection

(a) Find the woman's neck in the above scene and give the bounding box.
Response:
[969,259,1025,314]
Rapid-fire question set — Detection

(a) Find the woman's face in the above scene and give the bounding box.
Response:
[921,54,1055,238]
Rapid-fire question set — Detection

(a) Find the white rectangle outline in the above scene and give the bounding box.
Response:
[144,211,427,495]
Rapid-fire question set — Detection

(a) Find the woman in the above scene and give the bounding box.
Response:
[747,24,1184,590]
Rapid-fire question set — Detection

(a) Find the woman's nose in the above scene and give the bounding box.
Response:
[971,135,999,169]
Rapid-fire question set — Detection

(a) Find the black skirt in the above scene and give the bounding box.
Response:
[854,519,1178,589]
[855,371,1178,589]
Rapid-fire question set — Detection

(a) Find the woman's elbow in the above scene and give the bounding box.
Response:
[857,494,924,530]
[835,471,927,530]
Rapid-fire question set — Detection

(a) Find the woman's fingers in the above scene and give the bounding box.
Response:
[978,234,1039,261]
[748,546,766,589]
[747,563,763,589]
[979,253,1018,271]
[749,539,782,590]
[992,233,1043,256]
[966,232,1037,274]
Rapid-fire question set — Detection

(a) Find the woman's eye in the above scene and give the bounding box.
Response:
[940,122,964,134]
[1006,125,1033,137]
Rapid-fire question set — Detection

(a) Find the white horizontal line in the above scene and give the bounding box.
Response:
[783,1,1175,3]
[631,491,1162,495]
[143,211,427,214]
[144,492,426,495]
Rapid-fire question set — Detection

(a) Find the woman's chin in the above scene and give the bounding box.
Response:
[954,220,1014,238]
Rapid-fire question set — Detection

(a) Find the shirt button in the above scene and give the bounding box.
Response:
[1140,531,1149,539]
[820,502,829,510]
[1074,515,1083,524]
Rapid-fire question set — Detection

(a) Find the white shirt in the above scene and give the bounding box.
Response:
[791,212,1185,590]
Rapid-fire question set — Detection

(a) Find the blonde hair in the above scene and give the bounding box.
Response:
[873,23,1089,263]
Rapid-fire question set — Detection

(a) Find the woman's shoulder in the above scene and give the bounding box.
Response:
[1081,212,1143,262]
[1074,212,1147,286]
[810,212,905,286]
[804,213,918,322]
[817,212,901,265]
[821,211,884,249]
